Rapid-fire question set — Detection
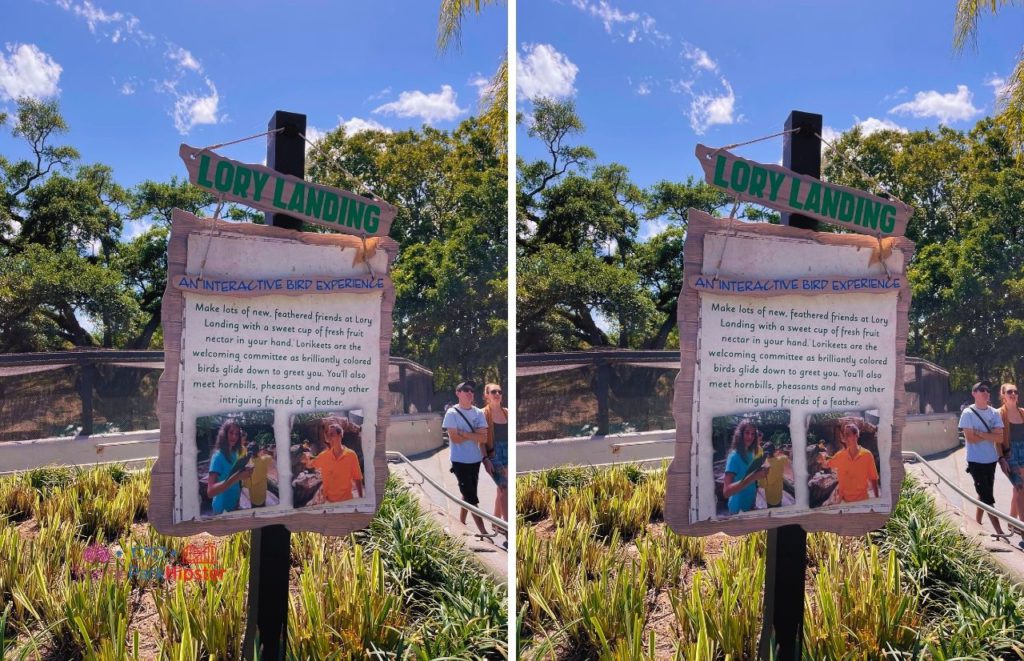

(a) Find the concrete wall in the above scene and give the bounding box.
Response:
[386,413,444,456]
[518,414,960,473]
[0,413,445,474]
[902,413,960,457]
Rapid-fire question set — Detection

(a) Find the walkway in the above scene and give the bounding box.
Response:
[389,446,508,579]
[906,444,1024,581]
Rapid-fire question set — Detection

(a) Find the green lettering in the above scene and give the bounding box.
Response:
[860,198,880,229]
[214,161,233,193]
[789,179,803,209]
[748,166,767,199]
[822,186,842,218]
[272,178,288,210]
[197,154,214,188]
[345,200,365,229]
[837,191,855,222]
[713,155,729,188]
[803,182,821,214]
[287,183,305,213]
[730,161,751,193]
[304,187,324,218]
[879,205,896,233]
[364,205,380,233]
[767,171,785,201]
[232,166,252,199]
[251,171,269,202]
[853,196,868,228]
[338,196,350,223]
[322,193,339,222]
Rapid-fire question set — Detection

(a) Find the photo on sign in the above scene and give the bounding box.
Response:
[289,410,369,509]
[195,410,278,517]
[712,409,794,517]
[806,411,882,508]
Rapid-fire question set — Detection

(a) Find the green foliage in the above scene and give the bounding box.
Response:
[824,120,1024,387]
[520,465,1024,660]
[0,467,506,658]
[517,98,731,351]
[308,118,507,391]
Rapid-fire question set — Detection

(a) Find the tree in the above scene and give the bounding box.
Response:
[308,117,507,392]
[517,98,732,352]
[954,0,1024,151]
[824,118,1024,388]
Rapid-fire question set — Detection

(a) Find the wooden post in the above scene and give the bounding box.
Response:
[758,110,822,661]
[78,360,96,436]
[241,110,306,661]
[596,360,610,435]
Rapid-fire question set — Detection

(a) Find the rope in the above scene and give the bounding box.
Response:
[814,131,908,208]
[297,131,382,201]
[196,127,285,154]
[714,127,801,154]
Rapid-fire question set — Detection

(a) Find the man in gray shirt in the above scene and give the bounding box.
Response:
[443,381,489,536]
[958,380,1009,538]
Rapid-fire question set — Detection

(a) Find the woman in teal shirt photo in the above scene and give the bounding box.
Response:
[722,420,769,514]
[206,420,252,514]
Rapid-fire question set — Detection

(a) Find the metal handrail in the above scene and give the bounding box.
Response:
[386,450,508,534]
[903,450,1024,532]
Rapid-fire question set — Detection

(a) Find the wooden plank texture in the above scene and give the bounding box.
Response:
[151,209,398,537]
[665,210,914,537]
[178,145,396,238]
[695,144,912,237]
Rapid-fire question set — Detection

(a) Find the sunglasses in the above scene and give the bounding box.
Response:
[1006,390,1019,395]
[458,388,474,393]
[488,389,502,395]
[977,388,990,393]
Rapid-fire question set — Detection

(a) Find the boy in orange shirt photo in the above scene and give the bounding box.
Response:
[821,423,880,503]
[310,423,364,502]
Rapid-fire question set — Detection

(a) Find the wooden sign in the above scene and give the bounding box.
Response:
[150,209,398,537]
[178,144,397,237]
[665,210,915,537]
[695,144,912,237]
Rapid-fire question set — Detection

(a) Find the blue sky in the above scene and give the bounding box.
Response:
[517,0,1023,236]
[1,0,506,237]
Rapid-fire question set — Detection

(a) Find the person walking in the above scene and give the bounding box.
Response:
[443,381,490,537]
[997,383,1024,537]
[959,381,1010,539]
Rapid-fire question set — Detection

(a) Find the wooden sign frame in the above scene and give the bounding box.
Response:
[665,210,915,537]
[150,209,398,537]
[696,144,912,238]
[179,144,397,237]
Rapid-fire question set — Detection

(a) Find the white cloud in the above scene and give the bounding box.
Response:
[986,74,1010,102]
[169,78,222,134]
[682,43,717,73]
[517,43,578,101]
[167,46,202,73]
[0,43,62,101]
[636,81,651,96]
[855,116,908,136]
[340,116,390,134]
[469,73,493,101]
[120,80,135,95]
[689,79,737,134]
[889,84,981,124]
[56,0,152,43]
[570,0,668,45]
[367,87,392,101]
[372,85,465,124]
[591,0,638,33]
[821,125,842,147]
[639,218,667,240]
[123,218,153,241]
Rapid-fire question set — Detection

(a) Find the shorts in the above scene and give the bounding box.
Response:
[1008,441,1024,487]
[967,461,997,505]
[450,461,481,506]
[491,440,509,489]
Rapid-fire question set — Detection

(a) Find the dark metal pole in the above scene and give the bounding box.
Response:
[758,110,822,661]
[78,361,96,436]
[596,360,610,435]
[242,110,306,661]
